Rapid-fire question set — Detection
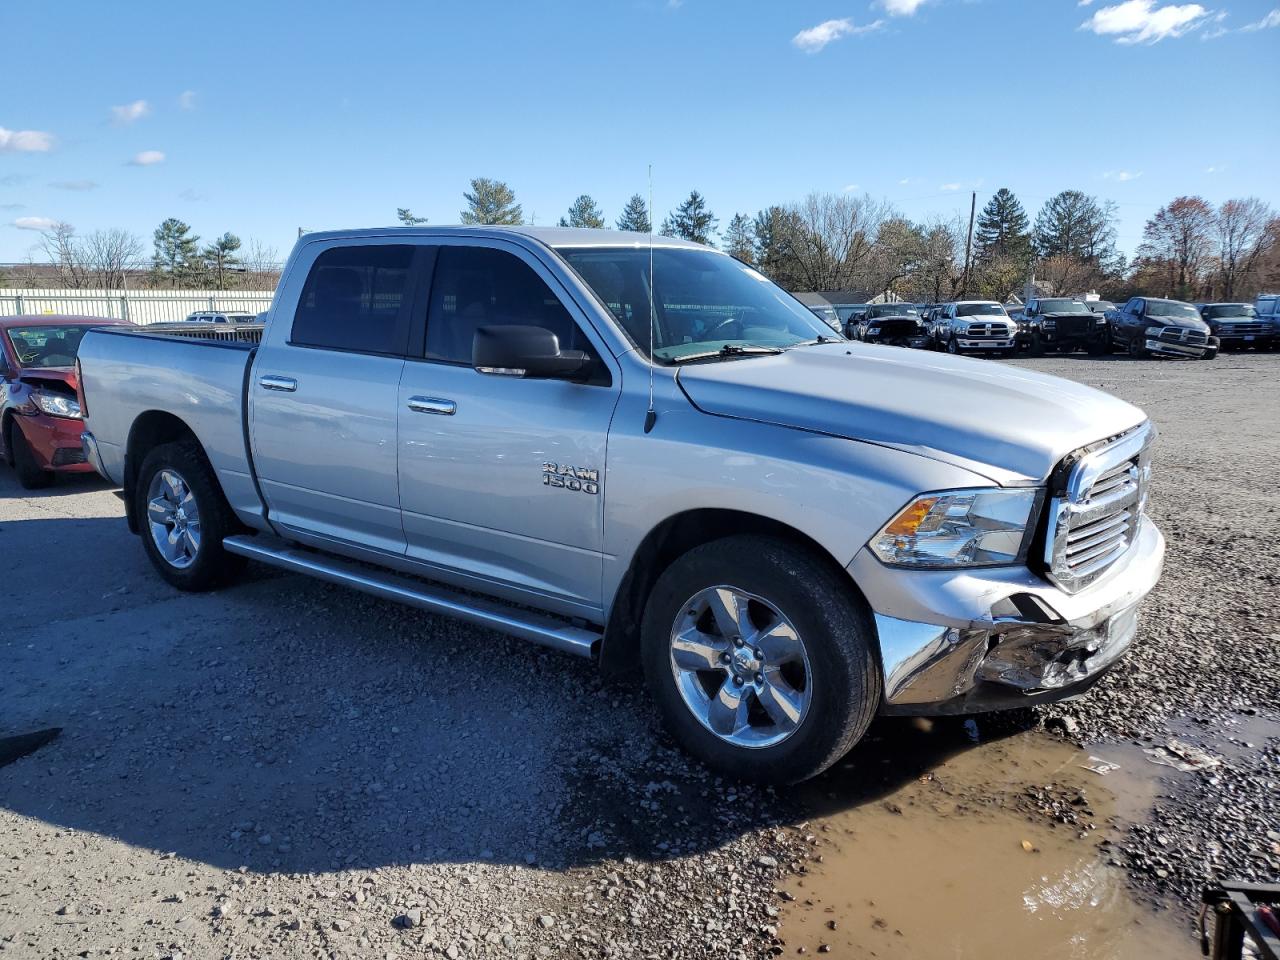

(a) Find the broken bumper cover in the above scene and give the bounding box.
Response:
[850,515,1164,715]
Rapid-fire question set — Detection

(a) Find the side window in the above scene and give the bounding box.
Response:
[425,245,590,364]
[292,245,416,355]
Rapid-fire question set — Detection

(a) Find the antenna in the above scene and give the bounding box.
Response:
[644,164,657,434]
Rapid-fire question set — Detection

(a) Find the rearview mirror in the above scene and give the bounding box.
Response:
[473,325,589,381]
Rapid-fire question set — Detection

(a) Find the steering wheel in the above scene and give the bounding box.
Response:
[18,351,38,364]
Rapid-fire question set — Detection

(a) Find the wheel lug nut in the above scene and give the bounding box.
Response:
[720,652,731,664]
[754,672,764,684]
[753,649,763,660]
[733,676,744,686]
[733,637,744,648]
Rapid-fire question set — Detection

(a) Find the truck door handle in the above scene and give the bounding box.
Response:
[259,375,297,392]
[407,396,456,416]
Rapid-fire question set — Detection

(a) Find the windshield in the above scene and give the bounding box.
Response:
[1146,300,1201,320]
[1089,301,1115,313]
[1205,304,1256,319]
[1039,299,1091,314]
[558,247,833,361]
[956,303,1007,317]
[6,325,97,367]
[866,304,920,319]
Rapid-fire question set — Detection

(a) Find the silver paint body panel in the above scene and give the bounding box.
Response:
[79,225,1162,712]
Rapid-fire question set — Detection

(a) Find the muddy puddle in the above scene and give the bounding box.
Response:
[780,717,1196,959]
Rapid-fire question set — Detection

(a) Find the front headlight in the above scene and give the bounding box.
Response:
[871,488,1040,568]
[867,327,881,335]
[1144,325,1166,337]
[31,390,82,419]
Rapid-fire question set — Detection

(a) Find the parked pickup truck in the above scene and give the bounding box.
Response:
[1105,297,1218,359]
[1021,297,1108,356]
[938,301,1019,355]
[78,226,1165,783]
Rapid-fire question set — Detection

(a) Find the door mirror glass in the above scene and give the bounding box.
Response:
[473,325,589,381]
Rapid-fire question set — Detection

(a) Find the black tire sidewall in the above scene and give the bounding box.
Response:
[10,423,54,489]
[135,441,242,591]
[640,535,880,784]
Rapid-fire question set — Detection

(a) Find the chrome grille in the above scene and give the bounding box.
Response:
[1044,424,1154,593]
[964,322,1013,338]
[1217,322,1266,337]
[1157,327,1207,345]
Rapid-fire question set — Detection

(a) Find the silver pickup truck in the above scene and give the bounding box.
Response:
[77,226,1164,783]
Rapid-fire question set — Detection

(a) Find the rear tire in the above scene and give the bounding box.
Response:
[1086,337,1107,357]
[135,440,246,591]
[9,423,55,490]
[640,535,880,784]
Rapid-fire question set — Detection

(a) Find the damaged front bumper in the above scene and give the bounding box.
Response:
[850,515,1164,715]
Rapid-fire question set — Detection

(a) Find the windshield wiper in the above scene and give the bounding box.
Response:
[667,344,785,364]
[792,334,839,347]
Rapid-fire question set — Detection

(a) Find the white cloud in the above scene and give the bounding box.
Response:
[0,127,54,152]
[50,179,99,191]
[939,183,962,192]
[1205,164,1226,173]
[1242,8,1280,30]
[12,216,59,231]
[841,183,861,193]
[128,150,166,166]
[898,177,912,185]
[1081,1,1212,43]
[879,0,929,14]
[792,17,884,52]
[111,99,150,125]
[178,90,197,109]
[1103,169,1143,181]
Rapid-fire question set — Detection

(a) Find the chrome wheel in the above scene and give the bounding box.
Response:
[146,468,201,569]
[669,585,812,749]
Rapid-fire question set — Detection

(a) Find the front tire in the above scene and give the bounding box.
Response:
[135,440,245,591]
[640,535,880,784]
[9,423,54,490]
[946,335,960,355]
[1127,335,1148,359]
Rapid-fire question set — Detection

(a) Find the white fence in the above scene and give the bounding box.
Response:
[0,288,275,325]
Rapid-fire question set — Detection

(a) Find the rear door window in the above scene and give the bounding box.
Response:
[292,245,417,355]
[424,245,591,364]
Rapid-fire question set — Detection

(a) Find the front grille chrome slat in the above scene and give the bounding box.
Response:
[1043,424,1154,594]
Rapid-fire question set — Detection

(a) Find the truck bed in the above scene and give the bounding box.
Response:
[77,325,266,527]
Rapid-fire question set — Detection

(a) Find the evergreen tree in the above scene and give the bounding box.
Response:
[722,213,755,264]
[396,208,429,225]
[974,188,1031,263]
[615,194,651,233]
[1033,190,1117,264]
[460,178,523,225]
[558,194,606,229]
[752,206,800,288]
[660,190,718,245]
[202,232,241,288]
[151,218,201,287]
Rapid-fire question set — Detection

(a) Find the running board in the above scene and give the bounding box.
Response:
[222,534,600,659]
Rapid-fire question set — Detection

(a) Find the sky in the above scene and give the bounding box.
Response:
[2,0,1278,265]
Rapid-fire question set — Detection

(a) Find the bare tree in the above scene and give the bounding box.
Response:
[1215,198,1274,300]
[82,228,144,289]
[242,238,283,287]
[38,222,91,289]
[909,216,964,302]
[1136,196,1216,300]
[778,192,889,292]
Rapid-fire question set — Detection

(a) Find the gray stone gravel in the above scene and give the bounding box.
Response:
[0,350,1276,958]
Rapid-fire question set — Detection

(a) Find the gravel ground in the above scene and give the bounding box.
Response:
[1,350,1277,959]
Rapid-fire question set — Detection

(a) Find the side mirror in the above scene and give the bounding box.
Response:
[473,325,590,381]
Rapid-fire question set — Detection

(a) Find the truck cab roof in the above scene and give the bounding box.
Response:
[298,225,710,252]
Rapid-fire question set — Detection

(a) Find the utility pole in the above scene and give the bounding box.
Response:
[961,190,976,298]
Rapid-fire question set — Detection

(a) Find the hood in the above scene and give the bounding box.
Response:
[17,366,77,390]
[676,343,1146,484]
[1149,316,1211,333]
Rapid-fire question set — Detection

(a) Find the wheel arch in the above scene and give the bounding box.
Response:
[599,507,876,680]
[123,411,202,534]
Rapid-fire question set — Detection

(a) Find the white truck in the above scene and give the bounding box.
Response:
[76,226,1164,783]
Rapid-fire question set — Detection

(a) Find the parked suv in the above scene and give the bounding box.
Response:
[1198,303,1274,351]
[1022,298,1107,355]
[77,226,1164,784]
[940,301,1017,355]
[1106,297,1217,359]
[1253,294,1280,343]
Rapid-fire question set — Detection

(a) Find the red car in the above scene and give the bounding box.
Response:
[1,314,133,488]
